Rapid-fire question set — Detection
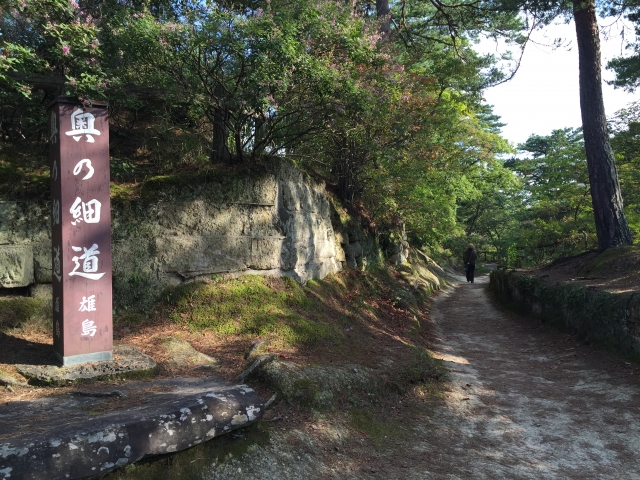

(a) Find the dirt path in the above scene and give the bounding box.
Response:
[116,275,640,479]
[422,275,640,479]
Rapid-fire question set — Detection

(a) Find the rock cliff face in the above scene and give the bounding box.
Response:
[0,160,381,311]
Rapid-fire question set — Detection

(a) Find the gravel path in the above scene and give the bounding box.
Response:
[421,275,640,479]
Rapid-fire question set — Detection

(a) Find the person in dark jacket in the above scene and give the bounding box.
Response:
[463,243,478,283]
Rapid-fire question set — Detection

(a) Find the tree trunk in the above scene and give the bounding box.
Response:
[376,0,390,38]
[211,83,229,163]
[573,0,632,250]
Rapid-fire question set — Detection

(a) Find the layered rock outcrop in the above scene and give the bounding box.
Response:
[0,160,381,311]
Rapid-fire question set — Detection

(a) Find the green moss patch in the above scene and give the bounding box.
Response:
[165,275,340,348]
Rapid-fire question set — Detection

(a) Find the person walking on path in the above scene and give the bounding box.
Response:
[463,243,478,283]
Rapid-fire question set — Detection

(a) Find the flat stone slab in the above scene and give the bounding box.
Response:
[0,377,264,479]
[16,345,156,386]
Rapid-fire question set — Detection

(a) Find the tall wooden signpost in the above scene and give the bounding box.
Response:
[49,98,113,366]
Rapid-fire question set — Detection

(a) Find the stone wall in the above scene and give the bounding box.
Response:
[0,160,382,312]
[490,269,640,358]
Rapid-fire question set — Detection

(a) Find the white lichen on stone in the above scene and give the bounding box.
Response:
[231,414,248,426]
[97,446,109,455]
[0,445,28,459]
[246,405,261,421]
[166,445,177,452]
[206,428,216,437]
[87,430,116,443]
[206,393,228,402]
[68,443,78,450]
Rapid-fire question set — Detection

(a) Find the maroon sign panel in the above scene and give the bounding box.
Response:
[49,98,113,366]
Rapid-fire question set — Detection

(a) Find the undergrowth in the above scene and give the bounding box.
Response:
[0,297,51,332]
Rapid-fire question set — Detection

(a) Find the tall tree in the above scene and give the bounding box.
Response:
[571,0,632,249]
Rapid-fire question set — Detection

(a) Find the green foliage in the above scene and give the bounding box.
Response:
[507,243,518,268]
[607,6,640,92]
[610,105,640,240]
[460,128,597,266]
[0,0,534,263]
[452,154,521,261]
[0,0,108,100]
[102,0,388,161]
[508,128,596,262]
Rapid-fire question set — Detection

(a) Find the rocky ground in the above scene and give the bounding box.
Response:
[109,273,640,479]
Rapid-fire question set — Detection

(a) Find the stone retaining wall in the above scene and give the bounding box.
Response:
[490,269,640,358]
[0,160,382,312]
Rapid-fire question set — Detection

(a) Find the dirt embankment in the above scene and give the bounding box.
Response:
[109,276,640,479]
[520,245,640,294]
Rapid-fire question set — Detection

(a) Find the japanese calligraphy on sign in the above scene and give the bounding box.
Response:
[50,112,58,145]
[73,159,94,179]
[70,244,105,279]
[81,319,97,337]
[70,197,101,225]
[53,245,61,282]
[79,295,96,312]
[52,199,60,226]
[49,99,112,366]
[65,108,101,143]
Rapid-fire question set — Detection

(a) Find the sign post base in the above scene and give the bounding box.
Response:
[55,350,114,367]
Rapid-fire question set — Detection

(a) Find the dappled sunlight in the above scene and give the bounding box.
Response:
[430,352,470,365]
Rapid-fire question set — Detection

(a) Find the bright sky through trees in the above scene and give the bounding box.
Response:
[480,19,638,146]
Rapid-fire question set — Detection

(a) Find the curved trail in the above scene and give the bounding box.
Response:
[421,275,640,479]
